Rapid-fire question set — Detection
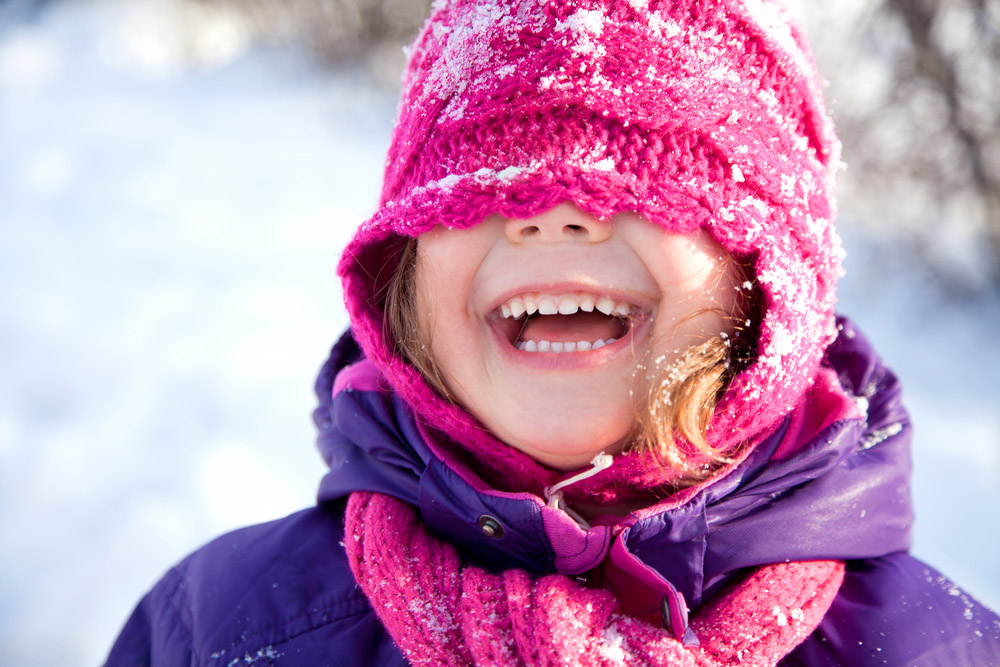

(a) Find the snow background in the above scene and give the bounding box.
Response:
[0,0,997,664]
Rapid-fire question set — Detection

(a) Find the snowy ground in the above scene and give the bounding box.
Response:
[1,1,997,665]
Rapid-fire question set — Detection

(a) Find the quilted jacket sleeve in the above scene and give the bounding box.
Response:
[784,553,1000,666]
[102,503,408,667]
[104,567,195,666]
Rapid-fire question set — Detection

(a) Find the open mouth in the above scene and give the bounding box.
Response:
[494,292,639,353]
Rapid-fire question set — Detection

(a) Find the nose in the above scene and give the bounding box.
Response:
[504,203,613,244]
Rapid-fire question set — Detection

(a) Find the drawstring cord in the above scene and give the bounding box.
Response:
[543,452,613,529]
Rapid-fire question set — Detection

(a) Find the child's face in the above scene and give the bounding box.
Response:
[414,203,738,471]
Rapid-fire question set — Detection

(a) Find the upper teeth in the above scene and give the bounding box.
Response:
[499,292,632,319]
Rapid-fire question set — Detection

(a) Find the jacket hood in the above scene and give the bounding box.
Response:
[313,318,913,608]
[337,0,843,489]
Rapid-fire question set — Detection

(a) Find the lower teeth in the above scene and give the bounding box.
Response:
[515,338,617,352]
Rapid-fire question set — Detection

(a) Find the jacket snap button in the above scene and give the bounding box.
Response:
[478,515,505,539]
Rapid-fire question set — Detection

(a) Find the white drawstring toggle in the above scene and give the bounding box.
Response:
[543,452,613,529]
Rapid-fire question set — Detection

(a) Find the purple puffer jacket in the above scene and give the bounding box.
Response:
[105,320,1000,666]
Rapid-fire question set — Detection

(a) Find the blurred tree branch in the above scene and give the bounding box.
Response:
[192,0,430,83]
[818,0,1000,289]
[883,0,1000,281]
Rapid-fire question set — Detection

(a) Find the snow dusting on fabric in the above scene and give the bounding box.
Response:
[345,492,846,665]
[339,0,843,499]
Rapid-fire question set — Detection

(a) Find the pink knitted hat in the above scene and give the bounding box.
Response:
[338,0,843,494]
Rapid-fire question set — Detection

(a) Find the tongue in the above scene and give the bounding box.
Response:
[519,312,625,343]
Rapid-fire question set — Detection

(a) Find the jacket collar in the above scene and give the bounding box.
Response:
[314,317,913,604]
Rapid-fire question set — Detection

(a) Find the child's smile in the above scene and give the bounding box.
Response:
[497,291,636,352]
[415,203,737,471]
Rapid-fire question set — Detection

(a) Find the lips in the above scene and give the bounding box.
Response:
[492,291,640,353]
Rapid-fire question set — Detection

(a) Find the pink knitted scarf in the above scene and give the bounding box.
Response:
[345,491,845,666]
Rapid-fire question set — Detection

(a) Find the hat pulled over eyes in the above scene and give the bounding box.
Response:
[338,0,843,478]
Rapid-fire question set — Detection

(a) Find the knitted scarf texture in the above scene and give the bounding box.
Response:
[345,492,844,666]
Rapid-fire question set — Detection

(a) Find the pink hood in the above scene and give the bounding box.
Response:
[337,0,842,500]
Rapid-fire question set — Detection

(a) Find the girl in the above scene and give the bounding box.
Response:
[107,0,1000,665]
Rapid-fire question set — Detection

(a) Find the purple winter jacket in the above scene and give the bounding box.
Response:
[105,319,1000,666]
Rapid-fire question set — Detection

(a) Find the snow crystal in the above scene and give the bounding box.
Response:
[860,422,903,450]
[769,327,795,358]
[226,645,281,666]
[444,96,468,121]
[555,9,606,37]
[408,598,456,642]
[495,166,525,182]
[742,196,773,217]
[555,8,608,59]
[853,396,870,415]
[597,623,628,662]
[431,21,452,41]
[654,16,682,40]
[781,174,797,198]
[410,164,534,197]
[436,174,464,190]
[759,88,780,111]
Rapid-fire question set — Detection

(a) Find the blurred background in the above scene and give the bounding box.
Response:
[0,0,997,663]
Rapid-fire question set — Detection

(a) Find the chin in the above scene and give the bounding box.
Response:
[504,427,628,472]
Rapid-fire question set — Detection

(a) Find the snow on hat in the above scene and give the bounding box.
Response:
[338,0,843,486]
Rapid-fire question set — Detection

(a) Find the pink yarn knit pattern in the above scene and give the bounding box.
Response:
[345,492,845,666]
[338,0,844,496]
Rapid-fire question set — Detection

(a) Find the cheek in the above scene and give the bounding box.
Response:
[412,253,483,393]
[660,236,738,312]
[640,244,741,355]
